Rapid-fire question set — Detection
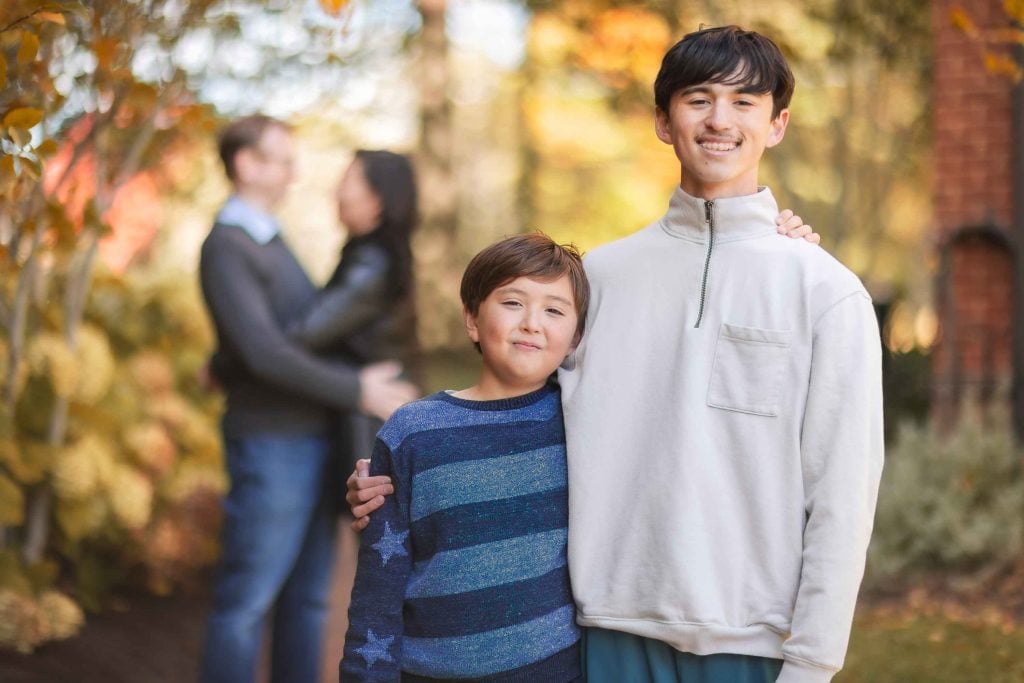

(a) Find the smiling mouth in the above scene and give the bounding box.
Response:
[698,139,740,152]
[512,342,542,351]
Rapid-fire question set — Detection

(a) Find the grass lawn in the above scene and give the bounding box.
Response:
[839,609,1024,682]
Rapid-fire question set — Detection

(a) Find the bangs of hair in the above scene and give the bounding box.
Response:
[654,26,794,118]
[460,233,590,342]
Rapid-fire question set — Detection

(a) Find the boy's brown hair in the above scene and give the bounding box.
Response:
[460,233,589,352]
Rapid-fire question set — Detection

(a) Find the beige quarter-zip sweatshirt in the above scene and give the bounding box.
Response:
[559,186,884,683]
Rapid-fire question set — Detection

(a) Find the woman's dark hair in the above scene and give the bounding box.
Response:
[340,149,417,299]
[654,25,795,119]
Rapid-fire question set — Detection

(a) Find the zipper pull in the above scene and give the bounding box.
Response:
[704,200,713,224]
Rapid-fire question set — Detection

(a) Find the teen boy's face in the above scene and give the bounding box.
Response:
[655,80,789,200]
[465,275,579,398]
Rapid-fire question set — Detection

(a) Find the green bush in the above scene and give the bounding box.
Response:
[866,410,1024,582]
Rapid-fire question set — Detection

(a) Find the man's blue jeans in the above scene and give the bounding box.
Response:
[201,433,337,683]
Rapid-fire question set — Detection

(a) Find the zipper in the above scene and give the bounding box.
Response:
[694,199,715,328]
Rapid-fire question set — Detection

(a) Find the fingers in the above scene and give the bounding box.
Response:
[355,458,370,478]
[803,231,821,244]
[775,209,794,225]
[351,516,371,532]
[351,494,386,520]
[347,482,394,505]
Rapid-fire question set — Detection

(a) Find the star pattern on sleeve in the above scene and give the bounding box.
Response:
[356,628,396,668]
[371,521,409,566]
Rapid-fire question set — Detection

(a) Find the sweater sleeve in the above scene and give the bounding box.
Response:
[287,247,391,351]
[199,233,361,410]
[778,291,884,683]
[341,438,413,683]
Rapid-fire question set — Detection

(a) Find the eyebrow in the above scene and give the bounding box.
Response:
[496,287,574,307]
[678,84,766,96]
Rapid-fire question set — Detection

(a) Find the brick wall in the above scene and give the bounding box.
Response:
[931,0,1015,418]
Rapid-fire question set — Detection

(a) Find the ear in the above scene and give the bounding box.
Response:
[654,107,673,145]
[765,108,790,149]
[463,305,480,344]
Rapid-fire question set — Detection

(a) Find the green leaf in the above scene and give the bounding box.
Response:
[3,107,44,130]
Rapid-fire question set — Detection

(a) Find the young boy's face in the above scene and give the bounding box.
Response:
[655,79,789,200]
[465,275,579,396]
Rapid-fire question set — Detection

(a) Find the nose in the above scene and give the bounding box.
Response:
[706,101,732,131]
[520,307,542,332]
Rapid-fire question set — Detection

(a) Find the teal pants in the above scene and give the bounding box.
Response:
[582,628,783,683]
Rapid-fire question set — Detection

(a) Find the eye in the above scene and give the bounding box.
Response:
[501,300,523,308]
[546,308,566,316]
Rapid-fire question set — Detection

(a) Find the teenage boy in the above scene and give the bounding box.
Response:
[341,234,589,682]
[349,25,880,683]
[198,115,416,683]
[561,27,883,683]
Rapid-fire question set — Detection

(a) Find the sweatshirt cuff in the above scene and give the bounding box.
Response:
[776,658,837,683]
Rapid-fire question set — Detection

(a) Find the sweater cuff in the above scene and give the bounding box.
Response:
[776,658,837,683]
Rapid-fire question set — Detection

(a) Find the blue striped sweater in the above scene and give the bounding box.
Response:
[340,383,581,682]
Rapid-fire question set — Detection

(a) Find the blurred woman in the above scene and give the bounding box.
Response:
[286,150,420,472]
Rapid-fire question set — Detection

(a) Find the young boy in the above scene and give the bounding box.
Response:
[340,233,589,682]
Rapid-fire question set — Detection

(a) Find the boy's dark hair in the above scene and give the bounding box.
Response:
[460,233,589,353]
[654,25,795,120]
[217,115,290,182]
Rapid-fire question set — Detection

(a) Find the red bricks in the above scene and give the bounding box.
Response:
[931,0,1015,418]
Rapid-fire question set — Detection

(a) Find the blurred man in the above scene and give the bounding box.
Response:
[198,114,415,683]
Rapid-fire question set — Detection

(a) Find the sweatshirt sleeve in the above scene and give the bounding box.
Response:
[287,247,391,351]
[199,233,361,410]
[341,438,413,682]
[779,291,884,683]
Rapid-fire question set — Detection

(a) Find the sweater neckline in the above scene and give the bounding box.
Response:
[435,382,556,411]
[660,185,781,244]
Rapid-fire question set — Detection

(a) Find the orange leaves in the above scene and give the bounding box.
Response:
[985,52,1023,80]
[530,7,670,90]
[951,5,1024,81]
[577,8,670,85]
[1006,0,1024,25]
[3,107,43,130]
[16,30,39,64]
[318,0,351,17]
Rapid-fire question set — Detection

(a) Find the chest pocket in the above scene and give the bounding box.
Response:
[707,323,791,417]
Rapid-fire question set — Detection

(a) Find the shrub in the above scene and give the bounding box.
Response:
[866,410,1024,583]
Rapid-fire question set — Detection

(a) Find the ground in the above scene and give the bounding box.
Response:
[3,525,1024,682]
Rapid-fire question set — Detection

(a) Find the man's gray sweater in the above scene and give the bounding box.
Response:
[199,222,360,437]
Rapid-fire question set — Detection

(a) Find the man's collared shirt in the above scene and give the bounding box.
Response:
[216,195,280,246]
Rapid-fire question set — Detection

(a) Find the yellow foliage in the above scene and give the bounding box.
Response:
[0,590,48,653]
[55,497,107,542]
[129,351,176,395]
[72,324,115,405]
[0,473,24,525]
[27,333,78,399]
[162,462,228,503]
[16,31,39,65]
[107,464,153,530]
[124,421,177,477]
[949,8,977,36]
[38,591,84,641]
[0,439,49,485]
[51,434,115,501]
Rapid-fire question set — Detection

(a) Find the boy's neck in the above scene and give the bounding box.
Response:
[678,177,761,201]
[453,377,548,402]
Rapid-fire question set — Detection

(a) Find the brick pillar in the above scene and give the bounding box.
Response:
[931,0,1016,423]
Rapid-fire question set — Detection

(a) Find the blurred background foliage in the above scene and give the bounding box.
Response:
[0,0,1017,668]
